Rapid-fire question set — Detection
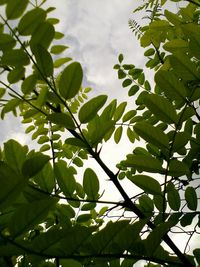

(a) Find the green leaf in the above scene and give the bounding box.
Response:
[114,126,123,144]
[50,45,68,54]
[163,39,188,53]
[8,198,56,237]
[185,186,197,211]
[122,79,132,87]
[101,99,117,120]
[144,48,155,56]
[129,175,161,195]
[164,10,182,26]
[54,161,76,197]
[145,220,175,257]
[21,74,37,94]
[1,49,30,67]
[0,88,6,98]
[6,0,28,19]
[128,85,140,96]
[123,155,164,174]
[83,168,99,199]
[0,33,16,51]
[65,137,88,148]
[47,113,75,130]
[138,194,154,215]
[2,98,21,115]
[134,121,169,150]
[172,132,190,152]
[169,52,199,80]
[118,69,126,79]
[31,44,54,78]
[167,182,181,211]
[0,0,6,5]
[59,62,83,100]
[18,8,46,35]
[77,213,92,223]
[180,213,196,227]
[113,102,127,121]
[143,94,178,124]
[30,21,55,49]
[155,70,187,107]
[87,115,115,145]
[54,57,72,68]
[7,67,25,84]
[168,159,190,177]
[122,110,136,122]
[34,162,55,193]
[22,154,50,177]
[0,161,28,210]
[79,95,107,124]
[118,53,124,63]
[4,139,26,173]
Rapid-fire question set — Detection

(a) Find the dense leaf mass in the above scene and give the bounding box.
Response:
[0,0,199,267]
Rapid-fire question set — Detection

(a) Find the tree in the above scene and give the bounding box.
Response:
[0,0,199,266]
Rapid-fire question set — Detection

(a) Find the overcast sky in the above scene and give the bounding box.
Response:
[46,0,144,98]
[0,0,145,141]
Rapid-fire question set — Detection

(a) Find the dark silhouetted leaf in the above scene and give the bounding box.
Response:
[185,186,197,211]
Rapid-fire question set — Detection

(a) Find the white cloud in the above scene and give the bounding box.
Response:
[47,0,145,98]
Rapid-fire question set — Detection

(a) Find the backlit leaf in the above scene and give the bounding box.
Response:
[134,121,169,150]
[113,102,127,121]
[0,161,28,209]
[50,45,68,54]
[129,175,161,195]
[143,94,178,124]
[59,62,83,100]
[1,49,30,67]
[83,168,99,199]
[31,44,53,78]
[8,198,56,237]
[0,33,16,51]
[123,155,164,174]
[79,95,107,123]
[22,154,50,177]
[54,57,72,68]
[47,113,75,129]
[21,74,37,94]
[145,220,175,257]
[169,52,199,80]
[30,21,55,49]
[4,139,26,173]
[6,0,28,19]
[18,8,46,35]
[7,67,25,84]
[155,70,187,106]
[114,126,123,144]
[54,161,76,197]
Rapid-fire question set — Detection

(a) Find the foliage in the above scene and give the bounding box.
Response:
[0,0,199,266]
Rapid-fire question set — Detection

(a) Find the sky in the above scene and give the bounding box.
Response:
[0,0,147,209]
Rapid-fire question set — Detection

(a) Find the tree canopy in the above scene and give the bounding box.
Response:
[0,0,200,266]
